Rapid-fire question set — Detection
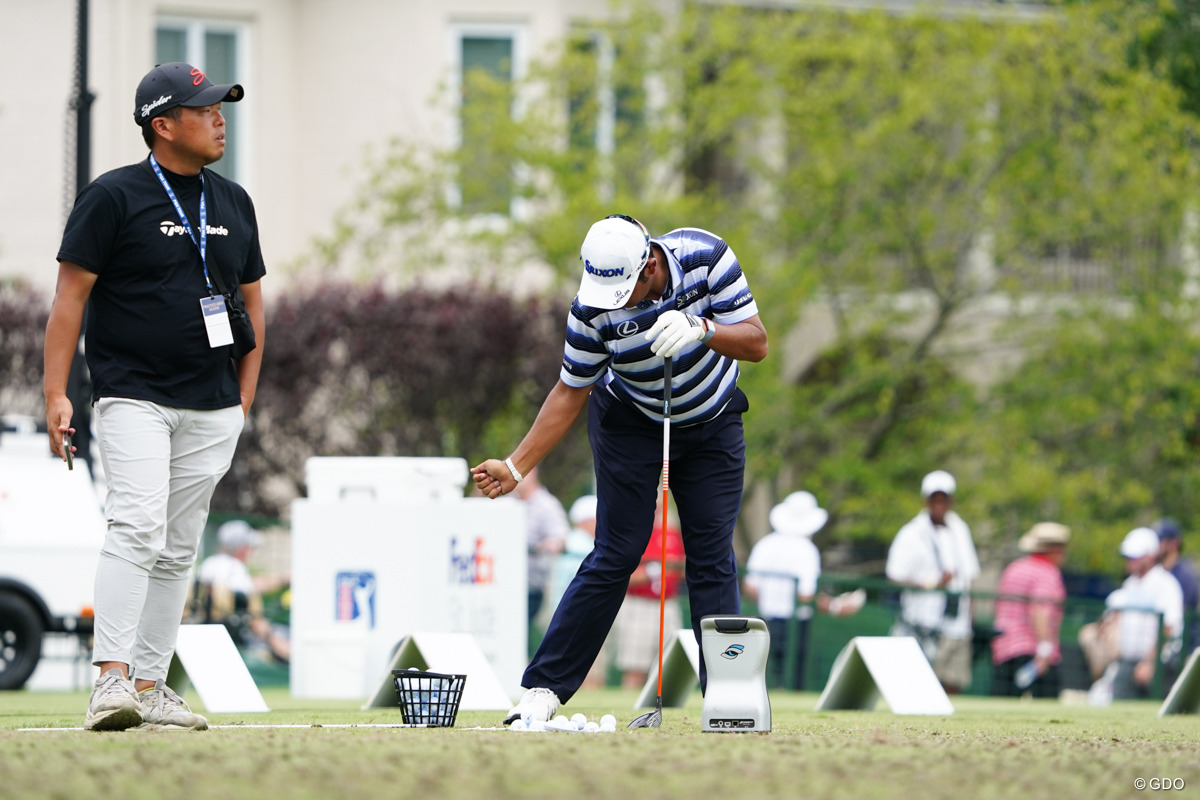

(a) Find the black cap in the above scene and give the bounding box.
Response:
[133,62,243,126]
[1155,517,1183,541]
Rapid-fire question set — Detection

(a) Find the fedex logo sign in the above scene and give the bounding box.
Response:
[449,536,495,585]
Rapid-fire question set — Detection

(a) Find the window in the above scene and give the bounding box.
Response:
[565,26,647,203]
[155,17,248,183]
[451,24,526,216]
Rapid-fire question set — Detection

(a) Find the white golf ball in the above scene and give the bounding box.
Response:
[529,719,546,731]
[510,719,527,731]
[552,715,569,726]
[571,713,588,729]
[600,714,616,727]
[584,721,600,732]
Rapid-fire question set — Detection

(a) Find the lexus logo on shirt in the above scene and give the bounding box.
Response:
[617,320,639,337]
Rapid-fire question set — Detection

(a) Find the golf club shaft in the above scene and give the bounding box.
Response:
[657,356,672,700]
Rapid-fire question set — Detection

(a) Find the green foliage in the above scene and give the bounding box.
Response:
[975,297,1200,571]
[230,1,1200,569]
[1084,0,1200,118]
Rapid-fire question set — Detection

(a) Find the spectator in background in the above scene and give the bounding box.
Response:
[1155,517,1199,693]
[990,522,1070,698]
[550,495,599,614]
[1103,527,1183,700]
[193,519,289,664]
[886,470,980,693]
[549,495,607,688]
[614,496,685,690]
[743,491,863,690]
[514,466,570,639]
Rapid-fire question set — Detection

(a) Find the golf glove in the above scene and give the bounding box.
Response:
[646,310,712,358]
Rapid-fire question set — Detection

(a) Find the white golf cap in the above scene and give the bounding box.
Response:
[569,494,598,525]
[921,469,956,498]
[217,519,261,550]
[577,215,651,310]
[1120,526,1160,559]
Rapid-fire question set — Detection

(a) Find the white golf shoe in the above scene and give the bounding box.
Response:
[84,668,143,732]
[504,687,560,725]
[139,679,209,731]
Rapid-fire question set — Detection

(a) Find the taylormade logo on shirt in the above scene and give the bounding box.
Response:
[159,221,230,237]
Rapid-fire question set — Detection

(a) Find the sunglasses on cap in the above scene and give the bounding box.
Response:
[605,214,651,269]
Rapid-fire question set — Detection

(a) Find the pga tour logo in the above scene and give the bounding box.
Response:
[159,221,230,237]
[449,536,495,585]
[335,571,377,628]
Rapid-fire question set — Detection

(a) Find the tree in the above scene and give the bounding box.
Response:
[975,297,1200,571]
[296,0,1198,567]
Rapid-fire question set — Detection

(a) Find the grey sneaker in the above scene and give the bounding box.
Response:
[139,679,209,731]
[503,687,560,725]
[84,668,143,732]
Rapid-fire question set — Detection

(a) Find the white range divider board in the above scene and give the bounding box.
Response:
[634,629,701,709]
[290,457,526,701]
[815,636,955,716]
[363,632,513,711]
[1159,648,1200,716]
[169,624,270,713]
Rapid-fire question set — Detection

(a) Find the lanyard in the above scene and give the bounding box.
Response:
[149,154,213,293]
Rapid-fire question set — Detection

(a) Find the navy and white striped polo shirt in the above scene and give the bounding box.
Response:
[560,226,759,425]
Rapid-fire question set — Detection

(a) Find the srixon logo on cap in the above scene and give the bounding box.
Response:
[584,259,625,278]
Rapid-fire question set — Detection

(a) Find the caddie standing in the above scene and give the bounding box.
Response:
[471,214,767,723]
[44,62,266,731]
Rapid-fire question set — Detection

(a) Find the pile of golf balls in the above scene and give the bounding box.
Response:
[509,713,617,733]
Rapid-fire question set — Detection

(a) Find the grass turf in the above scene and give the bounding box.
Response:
[2,687,1197,799]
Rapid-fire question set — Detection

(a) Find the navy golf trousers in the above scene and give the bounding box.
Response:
[522,385,747,703]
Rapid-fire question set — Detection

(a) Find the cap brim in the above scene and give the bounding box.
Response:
[181,83,244,108]
[576,273,637,310]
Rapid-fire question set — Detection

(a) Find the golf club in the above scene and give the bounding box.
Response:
[628,355,672,729]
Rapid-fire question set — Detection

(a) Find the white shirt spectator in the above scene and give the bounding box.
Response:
[886,509,980,638]
[745,491,828,621]
[196,552,254,596]
[1108,565,1184,660]
[522,484,570,594]
[745,534,820,620]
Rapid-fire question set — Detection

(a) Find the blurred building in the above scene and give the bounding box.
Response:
[0,0,624,294]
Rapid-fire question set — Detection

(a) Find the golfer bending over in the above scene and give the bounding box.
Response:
[472,214,767,724]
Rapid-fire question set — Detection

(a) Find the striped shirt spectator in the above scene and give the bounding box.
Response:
[989,522,1070,697]
[992,554,1067,665]
[562,227,759,425]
